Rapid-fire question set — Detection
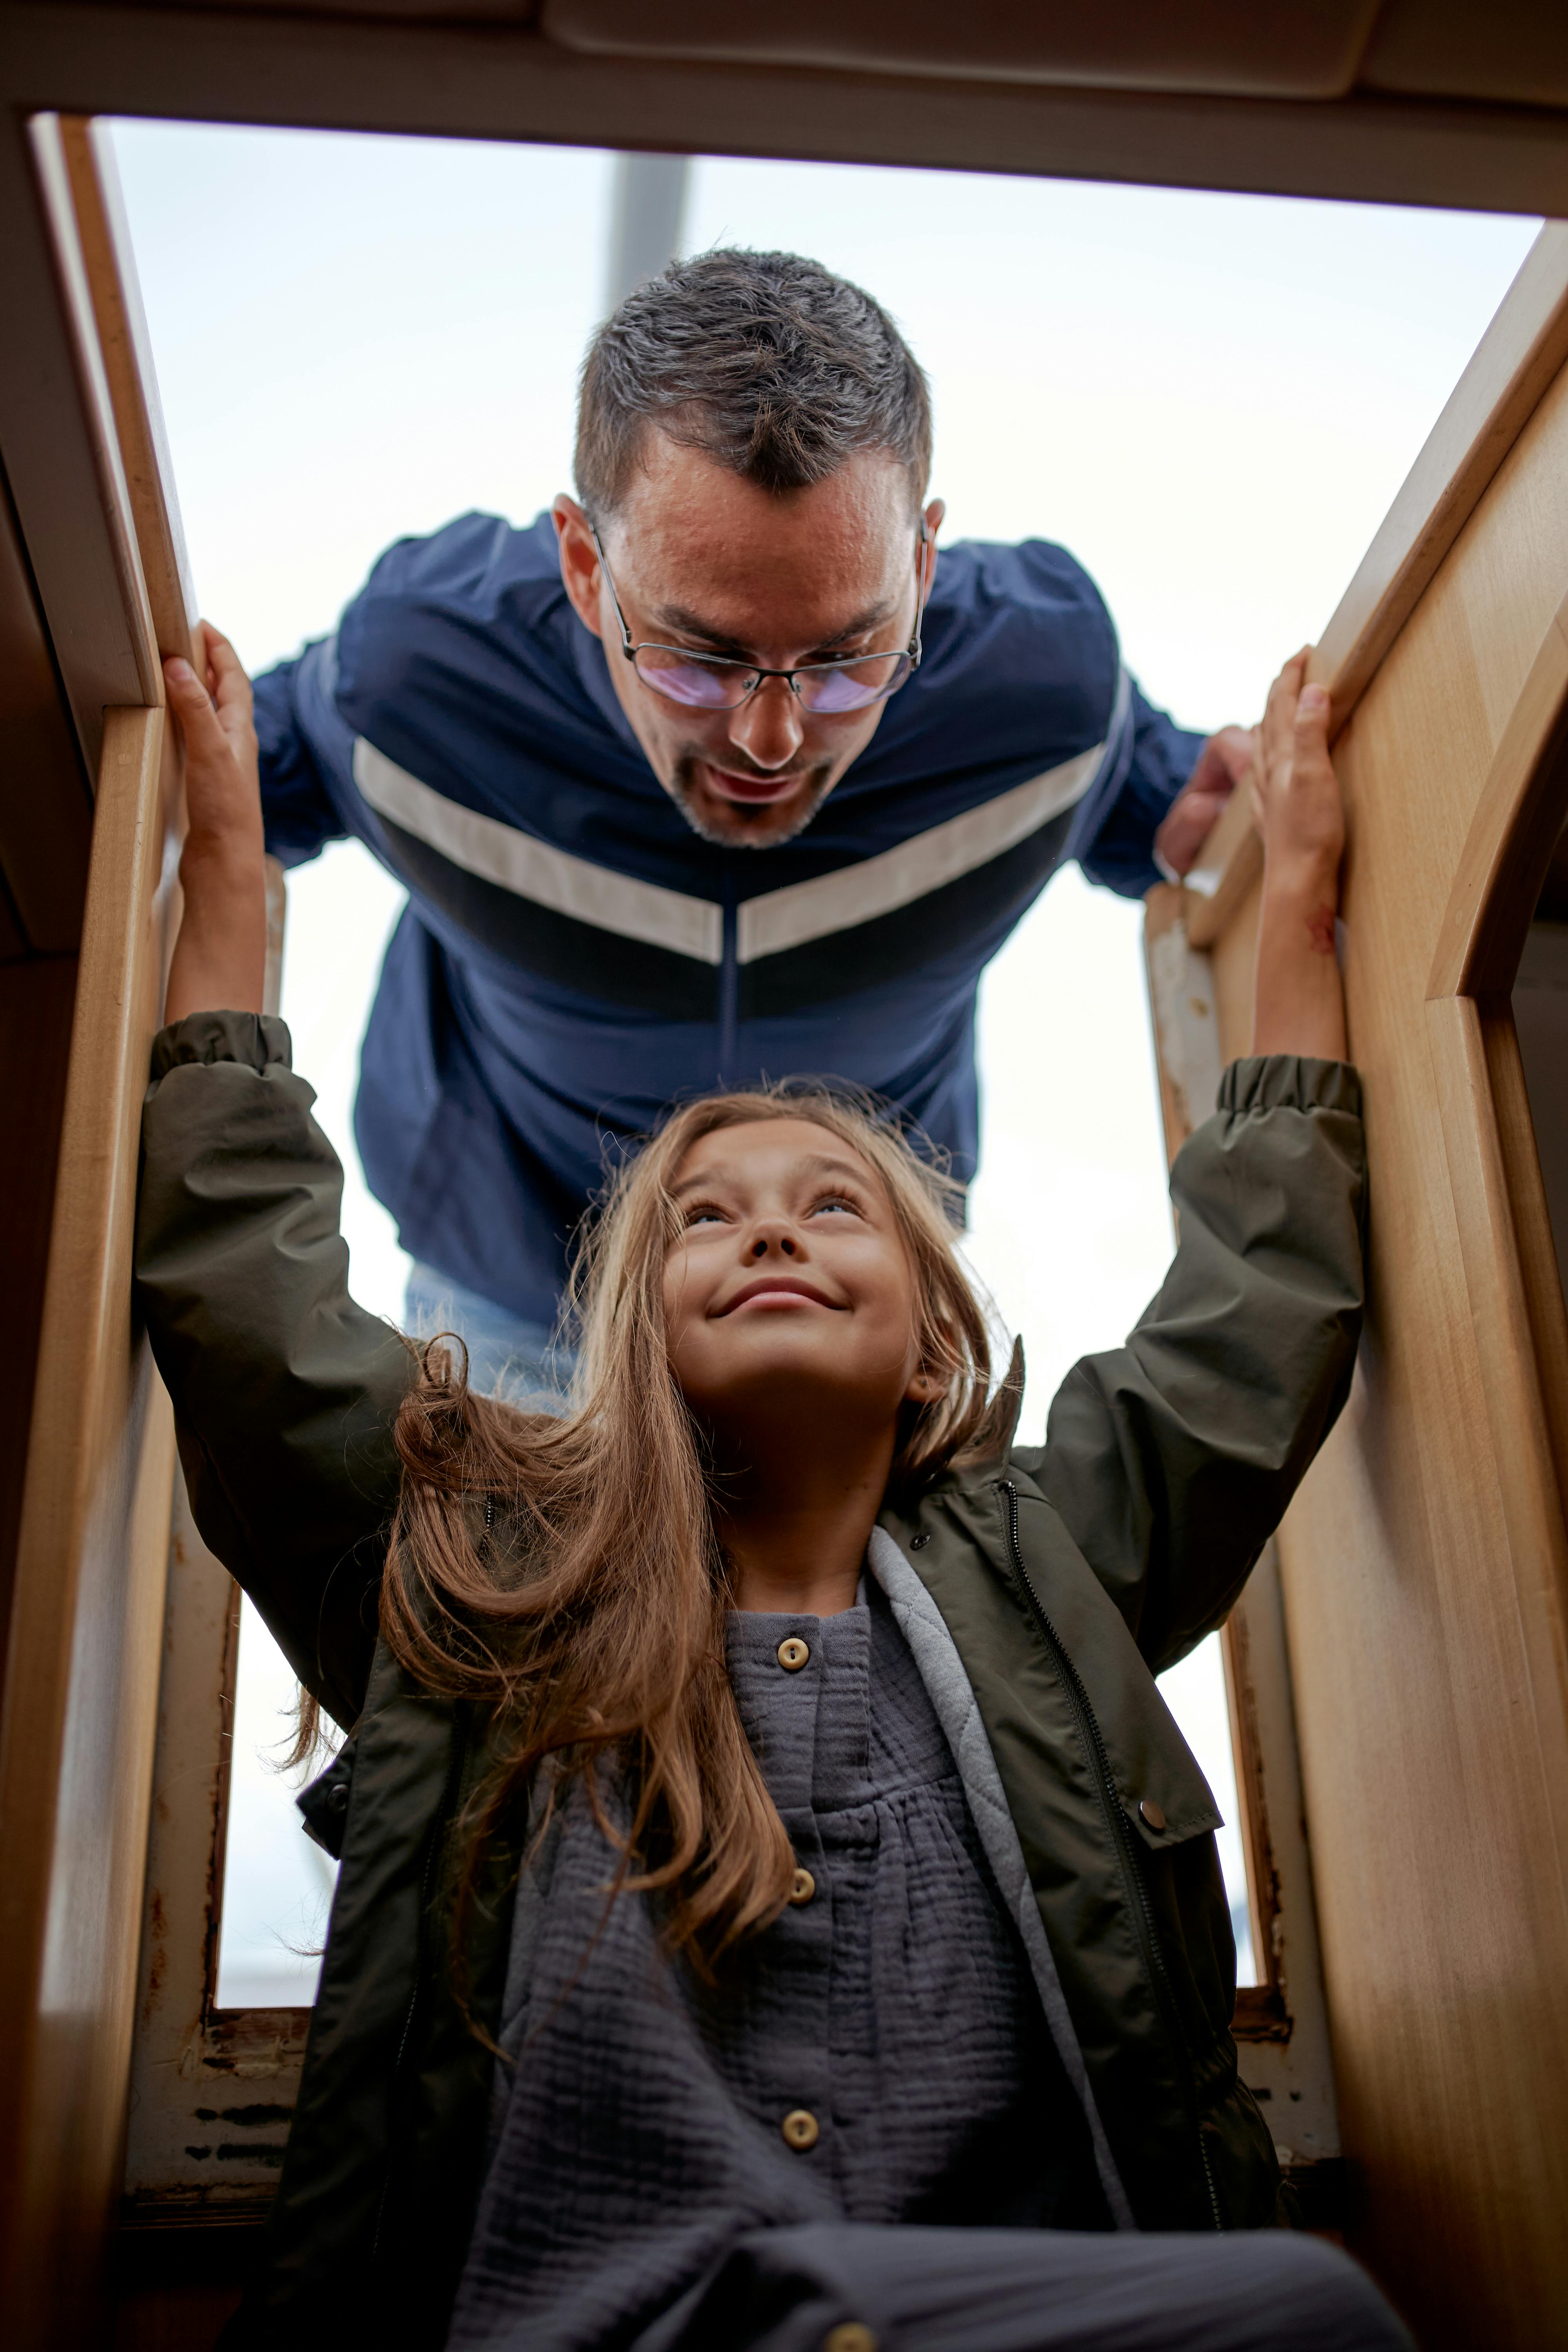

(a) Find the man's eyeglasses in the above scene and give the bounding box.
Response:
[590,524,928,716]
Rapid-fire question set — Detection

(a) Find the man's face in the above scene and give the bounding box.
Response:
[555,438,942,849]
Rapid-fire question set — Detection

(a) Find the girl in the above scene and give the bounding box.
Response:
[138,637,1406,2352]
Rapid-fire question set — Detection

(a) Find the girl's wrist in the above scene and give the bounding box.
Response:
[181,820,263,875]
[1261,846,1340,911]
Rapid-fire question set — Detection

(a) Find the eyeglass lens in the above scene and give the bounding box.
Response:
[632,646,912,713]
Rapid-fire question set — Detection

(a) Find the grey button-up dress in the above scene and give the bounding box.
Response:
[446,1578,1105,2352]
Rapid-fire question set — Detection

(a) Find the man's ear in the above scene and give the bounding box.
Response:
[552,494,605,640]
[920,497,945,602]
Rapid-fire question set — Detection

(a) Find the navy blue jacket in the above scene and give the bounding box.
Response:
[256,512,1203,1320]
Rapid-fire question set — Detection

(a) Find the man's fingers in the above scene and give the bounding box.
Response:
[1247,724,1266,831]
[1259,667,1297,776]
[194,623,254,719]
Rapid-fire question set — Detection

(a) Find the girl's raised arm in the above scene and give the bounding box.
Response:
[1250,653,1348,1062]
[136,637,413,1730]
[163,628,269,1024]
[1029,653,1364,1671]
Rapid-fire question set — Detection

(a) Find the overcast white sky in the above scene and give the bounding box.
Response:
[111,119,1539,2003]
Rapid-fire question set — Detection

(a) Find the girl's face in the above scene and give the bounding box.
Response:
[662,1118,940,1446]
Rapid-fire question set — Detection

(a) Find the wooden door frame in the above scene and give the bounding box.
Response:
[0,30,1565,2342]
[1422,599,1568,1870]
[1151,222,1568,2346]
[0,112,195,2347]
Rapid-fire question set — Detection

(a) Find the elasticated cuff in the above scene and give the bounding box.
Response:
[1218,1053,1362,1122]
[149,1009,293,1080]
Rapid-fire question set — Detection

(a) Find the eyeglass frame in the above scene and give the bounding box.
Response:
[588,518,931,714]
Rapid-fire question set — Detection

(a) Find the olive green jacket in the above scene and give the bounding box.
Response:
[134,1013,1366,2346]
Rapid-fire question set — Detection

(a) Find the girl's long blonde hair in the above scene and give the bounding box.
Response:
[380,1084,1018,1972]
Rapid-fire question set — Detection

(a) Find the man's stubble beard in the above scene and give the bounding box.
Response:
[665,750,840,849]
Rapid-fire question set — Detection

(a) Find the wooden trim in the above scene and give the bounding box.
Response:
[1426,599,1568,1003]
[0,108,155,774]
[1425,587,1568,1512]
[1179,230,1568,935]
[1180,785,1262,952]
[1422,591,1568,1595]
[55,118,197,667]
[24,116,161,708]
[1314,227,1568,731]
[2,4,1568,218]
[1222,1599,1278,2011]
[1424,992,1568,1887]
[1142,892,1344,2174]
[1480,1005,1568,1519]
[0,104,199,2340]
[0,704,180,2342]
[122,1480,313,2215]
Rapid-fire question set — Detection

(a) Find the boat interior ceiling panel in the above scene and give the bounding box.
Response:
[543,1,1392,99]
[1362,3,1568,110]
[0,1,1564,216]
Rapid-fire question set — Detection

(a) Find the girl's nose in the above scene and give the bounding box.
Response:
[750,1227,797,1258]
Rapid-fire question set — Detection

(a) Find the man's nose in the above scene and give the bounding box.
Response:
[727,675,804,770]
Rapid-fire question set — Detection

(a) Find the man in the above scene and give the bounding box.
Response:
[256,249,1248,1386]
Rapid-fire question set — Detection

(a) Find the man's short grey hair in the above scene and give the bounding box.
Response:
[575,249,931,521]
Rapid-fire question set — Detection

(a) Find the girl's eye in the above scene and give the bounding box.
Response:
[810,1194,861,1218]
[682,1203,728,1228]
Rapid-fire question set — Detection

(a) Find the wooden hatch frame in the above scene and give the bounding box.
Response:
[2,14,1568,2343]
[1145,223,1568,2346]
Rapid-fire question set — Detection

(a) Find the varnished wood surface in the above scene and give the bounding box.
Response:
[0,107,152,774]
[1316,225,1568,726]
[2,2,1568,217]
[55,119,197,668]
[1181,784,1261,951]
[1178,228,1568,960]
[0,958,78,1692]
[1260,358,1568,2344]
[23,116,161,711]
[0,105,195,2348]
[1426,594,1568,1001]
[0,706,182,2345]
[1144,890,1343,2178]
[1155,223,1568,2340]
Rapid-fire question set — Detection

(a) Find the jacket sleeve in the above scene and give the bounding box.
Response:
[1077,677,1207,899]
[254,646,347,869]
[1027,1054,1366,1673]
[135,1011,415,1728]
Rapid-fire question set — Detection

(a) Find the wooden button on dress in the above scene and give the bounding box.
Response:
[777,1637,810,1671]
[781,2108,819,2150]
[824,2328,878,2352]
[788,1866,816,1906]
[1139,1797,1167,1831]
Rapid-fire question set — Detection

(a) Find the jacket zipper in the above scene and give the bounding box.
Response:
[370,1711,470,2263]
[717,885,739,1085]
[996,1479,1223,2230]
